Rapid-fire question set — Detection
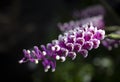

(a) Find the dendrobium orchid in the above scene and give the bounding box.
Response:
[19,23,105,72]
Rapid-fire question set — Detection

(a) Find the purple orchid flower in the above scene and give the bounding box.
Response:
[19,23,105,72]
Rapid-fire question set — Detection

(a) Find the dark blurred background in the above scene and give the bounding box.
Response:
[0,0,120,82]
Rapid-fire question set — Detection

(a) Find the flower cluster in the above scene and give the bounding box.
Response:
[19,23,105,72]
[58,15,104,32]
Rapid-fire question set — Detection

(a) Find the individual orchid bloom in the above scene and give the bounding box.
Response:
[19,23,105,72]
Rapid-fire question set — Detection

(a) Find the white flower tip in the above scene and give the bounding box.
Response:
[80,49,88,58]
[64,32,68,36]
[70,35,76,42]
[65,50,69,56]
[47,65,50,69]
[61,56,66,62]
[44,65,50,72]
[19,60,23,63]
[42,51,46,56]
[51,46,55,51]
[63,37,68,43]
[72,53,76,60]
[52,45,60,51]
[27,50,31,54]
[56,55,60,60]
[56,45,60,51]
[58,34,63,40]
[52,69,55,72]
[44,69,48,72]
[47,43,51,48]
[35,59,39,64]
[83,53,88,58]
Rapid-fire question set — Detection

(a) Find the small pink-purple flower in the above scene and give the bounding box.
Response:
[19,23,105,72]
